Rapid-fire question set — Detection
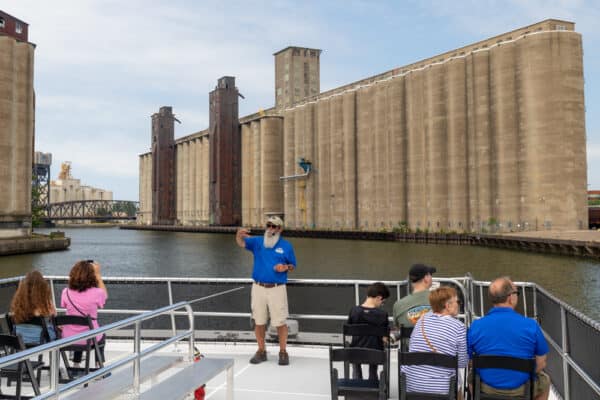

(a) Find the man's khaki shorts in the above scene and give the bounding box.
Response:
[251,283,289,327]
[480,371,551,398]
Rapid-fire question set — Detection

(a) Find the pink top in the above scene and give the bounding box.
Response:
[60,287,107,344]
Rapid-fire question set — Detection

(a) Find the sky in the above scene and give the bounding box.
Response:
[3,0,600,201]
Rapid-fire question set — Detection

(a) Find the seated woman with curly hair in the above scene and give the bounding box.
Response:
[10,270,57,345]
[60,260,108,365]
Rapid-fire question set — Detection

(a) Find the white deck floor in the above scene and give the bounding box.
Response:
[2,340,560,399]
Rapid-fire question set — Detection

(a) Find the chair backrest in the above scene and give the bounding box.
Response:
[14,316,54,346]
[399,351,458,400]
[0,333,26,354]
[330,346,387,366]
[329,345,388,399]
[472,355,536,400]
[53,315,93,331]
[1,313,14,335]
[53,315,94,345]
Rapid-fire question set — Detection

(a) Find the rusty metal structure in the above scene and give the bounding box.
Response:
[151,106,177,225]
[209,77,241,226]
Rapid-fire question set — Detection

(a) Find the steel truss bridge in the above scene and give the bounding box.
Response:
[47,200,139,221]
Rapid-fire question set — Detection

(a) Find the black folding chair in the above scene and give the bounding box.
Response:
[398,325,414,352]
[471,355,536,400]
[0,334,42,400]
[10,316,54,384]
[399,351,459,399]
[329,346,388,400]
[342,323,390,395]
[53,315,105,380]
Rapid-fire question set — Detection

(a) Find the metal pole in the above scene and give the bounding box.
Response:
[186,304,195,362]
[50,348,60,399]
[168,280,176,337]
[226,365,234,400]
[133,320,141,395]
[561,305,570,400]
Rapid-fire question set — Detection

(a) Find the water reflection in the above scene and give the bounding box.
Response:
[0,227,597,321]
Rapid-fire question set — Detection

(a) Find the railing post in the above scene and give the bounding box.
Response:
[134,320,141,394]
[50,348,60,399]
[354,283,360,306]
[168,280,176,338]
[186,304,195,362]
[561,305,570,400]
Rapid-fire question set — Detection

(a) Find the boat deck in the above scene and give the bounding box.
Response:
[0,339,562,399]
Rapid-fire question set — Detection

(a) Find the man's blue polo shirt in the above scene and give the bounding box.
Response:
[244,236,297,284]
[468,307,548,389]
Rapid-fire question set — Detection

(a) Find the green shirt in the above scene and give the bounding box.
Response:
[393,290,431,327]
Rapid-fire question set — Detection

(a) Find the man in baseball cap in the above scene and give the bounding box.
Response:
[393,263,437,327]
[235,216,296,366]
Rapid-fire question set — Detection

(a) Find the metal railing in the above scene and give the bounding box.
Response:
[0,275,598,399]
[0,300,195,399]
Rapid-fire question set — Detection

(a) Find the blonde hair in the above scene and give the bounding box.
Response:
[429,287,457,313]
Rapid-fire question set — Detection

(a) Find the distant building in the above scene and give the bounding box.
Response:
[140,19,587,232]
[0,10,29,42]
[50,162,113,203]
[0,10,34,239]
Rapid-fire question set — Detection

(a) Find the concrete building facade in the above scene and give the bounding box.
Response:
[0,13,35,239]
[50,162,113,203]
[139,19,587,232]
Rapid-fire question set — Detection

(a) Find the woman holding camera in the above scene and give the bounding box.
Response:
[60,260,108,365]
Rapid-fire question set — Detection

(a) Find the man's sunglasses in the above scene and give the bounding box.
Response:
[266,223,280,229]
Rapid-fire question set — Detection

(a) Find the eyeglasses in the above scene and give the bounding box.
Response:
[510,290,520,296]
[266,223,280,229]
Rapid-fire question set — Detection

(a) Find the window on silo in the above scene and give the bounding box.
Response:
[0,18,5,28]
[15,22,22,34]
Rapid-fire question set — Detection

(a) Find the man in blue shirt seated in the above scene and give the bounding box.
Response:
[468,277,551,400]
[236,216,297,366]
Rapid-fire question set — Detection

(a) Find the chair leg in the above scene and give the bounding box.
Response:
[60,350,74,380]
[16,363,23,400]
[94,344,105,367]
[25,360,41,396]
[84,349,90,375]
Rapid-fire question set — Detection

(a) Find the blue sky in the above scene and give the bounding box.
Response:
[3,0,600,200]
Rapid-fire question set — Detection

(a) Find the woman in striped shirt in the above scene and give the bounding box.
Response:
[402,286,468,398]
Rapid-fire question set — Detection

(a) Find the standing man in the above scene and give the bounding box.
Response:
[468,277,551,400]
[236,216,297,366]
[393,263,436,327]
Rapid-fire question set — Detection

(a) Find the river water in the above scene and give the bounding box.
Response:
[0,227,598,321]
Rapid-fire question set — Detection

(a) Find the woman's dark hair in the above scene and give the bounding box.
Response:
[68,260,98,292]
[10,270,54,324]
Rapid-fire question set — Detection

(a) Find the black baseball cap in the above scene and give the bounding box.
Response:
[409,263,437,282]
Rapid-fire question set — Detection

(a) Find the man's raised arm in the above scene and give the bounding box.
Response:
[236,228,250,248]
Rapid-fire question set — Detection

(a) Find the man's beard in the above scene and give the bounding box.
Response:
[263,231,280,248]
